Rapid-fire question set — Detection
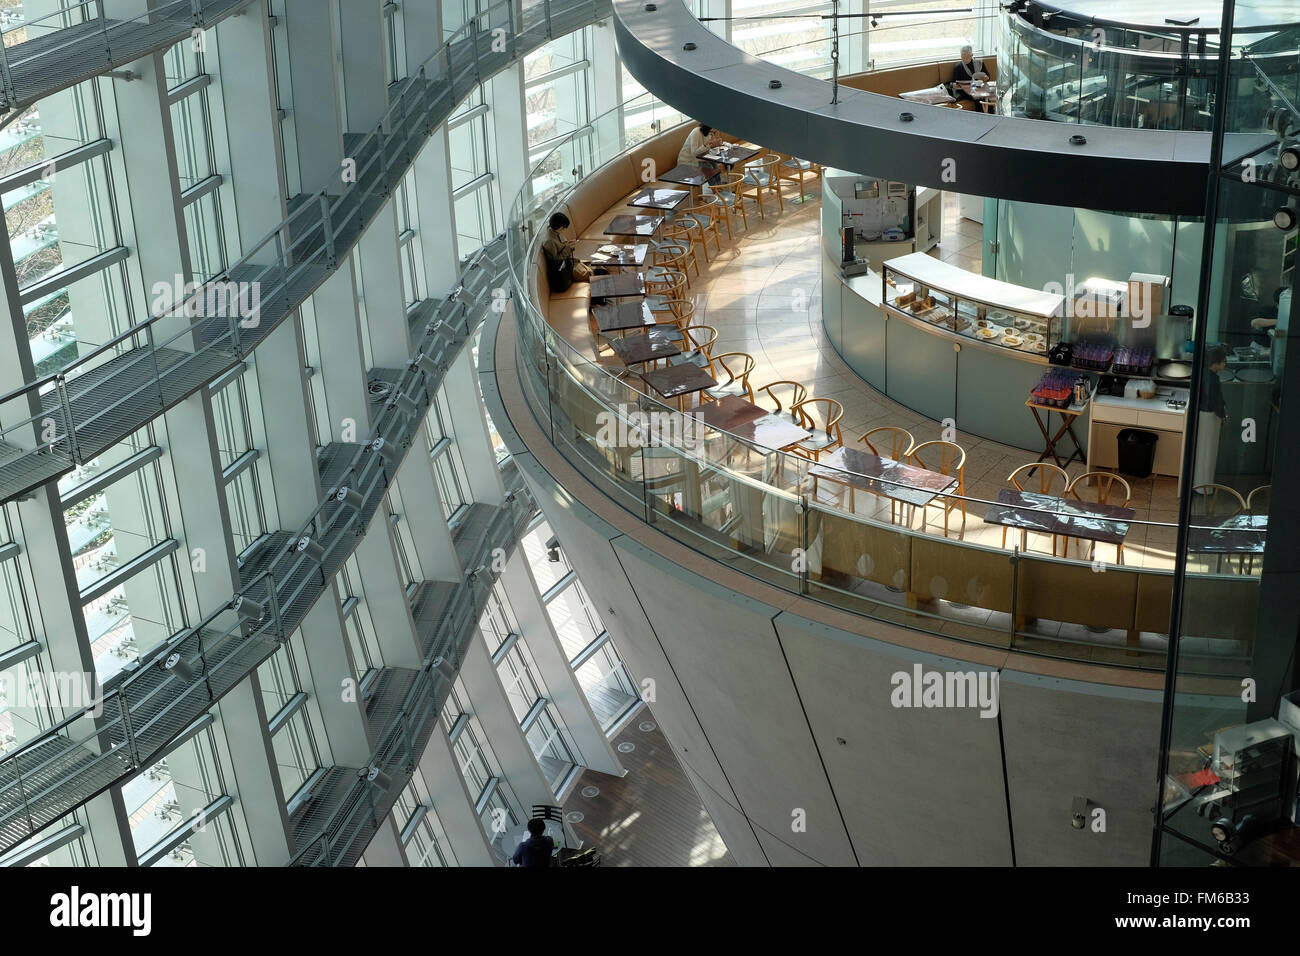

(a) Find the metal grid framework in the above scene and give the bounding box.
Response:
[0,0,612,866]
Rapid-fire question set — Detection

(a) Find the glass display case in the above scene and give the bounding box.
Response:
[881,253,1064,358]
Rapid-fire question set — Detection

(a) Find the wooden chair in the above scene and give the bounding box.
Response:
[669,324,718,372]
[907,440,967,538]
[1247,484,1270,516]
[644,269,687,315]
[650,297,695,335]
[709,172,750,238]
[1005,462,1070,555]
[791,397,844,462]
[860,426,915,523]
[649,239,697,285]
[1191,484,1246,518]
[704,351,756,403]
[660,220,704,274]
[675,197,722,260]
[1192,483,1247,574]
[754,380,807,424]
[740,155,783,218]
[776,153,821,203]
[860,426,914,460]
[1065,470,1132,564]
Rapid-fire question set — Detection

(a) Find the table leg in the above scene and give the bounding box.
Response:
[1029,406,1062,468]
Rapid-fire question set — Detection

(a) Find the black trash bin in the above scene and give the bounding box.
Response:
[1117,429,1158,478]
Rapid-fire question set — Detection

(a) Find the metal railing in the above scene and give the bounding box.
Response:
[0,241,520,856]
[0,0,611,506]
[288,472,535,868]
[504,96,1263,678]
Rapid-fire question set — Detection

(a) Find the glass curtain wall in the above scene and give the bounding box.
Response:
[1156,9,1300,867]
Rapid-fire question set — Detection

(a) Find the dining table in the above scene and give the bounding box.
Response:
[700,143,762,167]
[576,241,647,268]
[983,488,1135,561]
[899,87,956,107]
[590,272,645,299]
[659,162,723,188]
[639,364,718,410]
[627,187,691,213]
[807,446,958,520]
[692,395,811,452]
[591,299,656,334]
[953,80,998,112]
[603,214,663,238]
[1187,513,1267,572]
[607,330,682,366]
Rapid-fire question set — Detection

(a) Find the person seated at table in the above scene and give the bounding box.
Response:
[542,212,592,290]
[511,818,555,868]
[678,123,722,165]
[950,46,987,104]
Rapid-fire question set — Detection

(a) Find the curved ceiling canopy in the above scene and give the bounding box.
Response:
[614,0,1271,214]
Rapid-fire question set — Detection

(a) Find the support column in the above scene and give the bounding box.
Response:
[337,0,390,132]
[393,430,463,582]
[444,349,505,505]
[279,0,346,195]
[412,128,461,295]
[499,552,624,775]
[308,269,372,440]
[352,522,423,668]
[357,204,414,367]
[487,61,529,211]
[362,816,407,866]
[416,729,498,865]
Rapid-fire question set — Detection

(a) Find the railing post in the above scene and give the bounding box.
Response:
[54,375,81,464]
[544,0,553,39]
[266,571,284,641]
[12,761,35,836]
[116,689,143,770]
[318,193,336,268]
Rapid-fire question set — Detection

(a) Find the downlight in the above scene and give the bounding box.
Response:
[1274,206,1297,231]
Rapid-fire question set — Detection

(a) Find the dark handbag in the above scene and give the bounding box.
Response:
[545,253,574,293]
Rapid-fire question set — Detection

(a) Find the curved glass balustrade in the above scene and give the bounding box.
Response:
[1000,7,1300,130]
[506,94,1263,678]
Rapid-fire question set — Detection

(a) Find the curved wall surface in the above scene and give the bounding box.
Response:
[609,0,1271,215]
[484,300,1168,866]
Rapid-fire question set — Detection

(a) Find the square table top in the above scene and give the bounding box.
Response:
[604,214,662,237]
[627,187,691,212]
[576,242,647,267]
[1187,514,1267,554]
[639,363,717,400]
[983,488,1135,545]
[607,331,682,366]
[591,300,655,333]
[659,163,722,187]
[590,272,645,298]
[691,396,810,451]
[900,88,956,106]
[701,143,762,166]
[809,446,957,508]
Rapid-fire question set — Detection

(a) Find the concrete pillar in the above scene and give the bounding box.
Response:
[487,61,528,212]
[444,349,505,504]
[215,677,295,865]
[352,522,423,668]
[393,429,463,582]
[356,203,413,367]
[412,128,462,294]
[251,319,322,528]
[498,551,624,775]
[417,728,498,865]
[307,268,372,440]
[337,0,390,132]
[279,0,346,196]
[362,815,407,866]
[297,594,375,764]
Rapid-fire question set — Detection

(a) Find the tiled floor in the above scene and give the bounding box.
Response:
[551,178,1189,572]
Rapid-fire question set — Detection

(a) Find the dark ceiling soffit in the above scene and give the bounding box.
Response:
[613,0,1244,215]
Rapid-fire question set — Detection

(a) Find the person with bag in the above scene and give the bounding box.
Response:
[542,212,592,292]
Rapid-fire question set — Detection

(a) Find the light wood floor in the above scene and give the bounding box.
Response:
[562,711,733,867]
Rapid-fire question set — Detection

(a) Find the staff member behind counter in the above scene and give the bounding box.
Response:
[950,45,987,104]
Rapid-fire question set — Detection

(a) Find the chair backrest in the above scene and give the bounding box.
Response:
[646,269,686,296]
[743,154,779,186]
[658,298,695,328]
[1247,484,1271,516]
[908,440,966,481]
[1007,461,1070,496]
[755,380,808,415]
[1067,471,1132,507]
[651,240,690,266]
[711,352,755,399]
[532,804,563,822]
[679,324,718,362]
[1192,484,1246,518]
[861,425,914,460]
[681,196,719,221]
[714,171,746,197]
[794,397,844,438]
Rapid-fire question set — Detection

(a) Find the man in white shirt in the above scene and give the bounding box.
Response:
[678,124,720,166]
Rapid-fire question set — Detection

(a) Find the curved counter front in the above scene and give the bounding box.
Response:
[821,183,1072,454]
